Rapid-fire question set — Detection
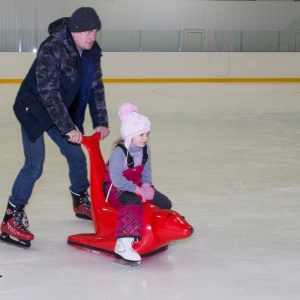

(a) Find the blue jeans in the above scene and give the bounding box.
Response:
[9,126,89,206]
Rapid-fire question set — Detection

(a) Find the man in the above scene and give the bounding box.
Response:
[0,7,109,248]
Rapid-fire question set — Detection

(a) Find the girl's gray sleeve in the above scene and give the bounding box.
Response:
[108,147,137,192]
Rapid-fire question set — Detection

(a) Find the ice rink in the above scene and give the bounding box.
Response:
[0,82,300,300]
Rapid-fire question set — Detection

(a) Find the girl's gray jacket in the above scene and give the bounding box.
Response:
[13,17,108,142]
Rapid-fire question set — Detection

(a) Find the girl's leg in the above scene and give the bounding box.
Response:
[105,187,142,263]
[117,192,143,240]
[151,190,172,209]
[105,186,143,240]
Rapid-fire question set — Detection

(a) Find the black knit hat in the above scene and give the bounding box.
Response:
[68,7,101,32]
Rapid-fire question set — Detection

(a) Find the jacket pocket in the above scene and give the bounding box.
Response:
[13,96,53,142]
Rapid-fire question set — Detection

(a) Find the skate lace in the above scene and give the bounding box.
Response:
[13,211,29,232]
[80,193,91,213]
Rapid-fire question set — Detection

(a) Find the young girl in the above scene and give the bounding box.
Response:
[103,102,172,264]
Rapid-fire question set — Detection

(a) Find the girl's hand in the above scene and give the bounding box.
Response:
[134,186,147,202]
[142,183,155,200]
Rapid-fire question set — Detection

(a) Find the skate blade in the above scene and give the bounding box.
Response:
[114,257,141,268]
[0,232,31,249]
[75,213,92,221]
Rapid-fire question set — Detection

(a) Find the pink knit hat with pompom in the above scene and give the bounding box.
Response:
[118,102,151,149]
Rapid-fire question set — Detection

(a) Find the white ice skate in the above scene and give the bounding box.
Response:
[114,237,141,268]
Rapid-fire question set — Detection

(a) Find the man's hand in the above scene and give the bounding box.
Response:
[66,130,82,144]
[94,126,110,140]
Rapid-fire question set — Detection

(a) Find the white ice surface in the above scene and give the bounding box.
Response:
[0,83,300,300]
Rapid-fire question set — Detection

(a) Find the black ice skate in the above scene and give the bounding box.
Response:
[70,189,92,220]
[0,202,34,248]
